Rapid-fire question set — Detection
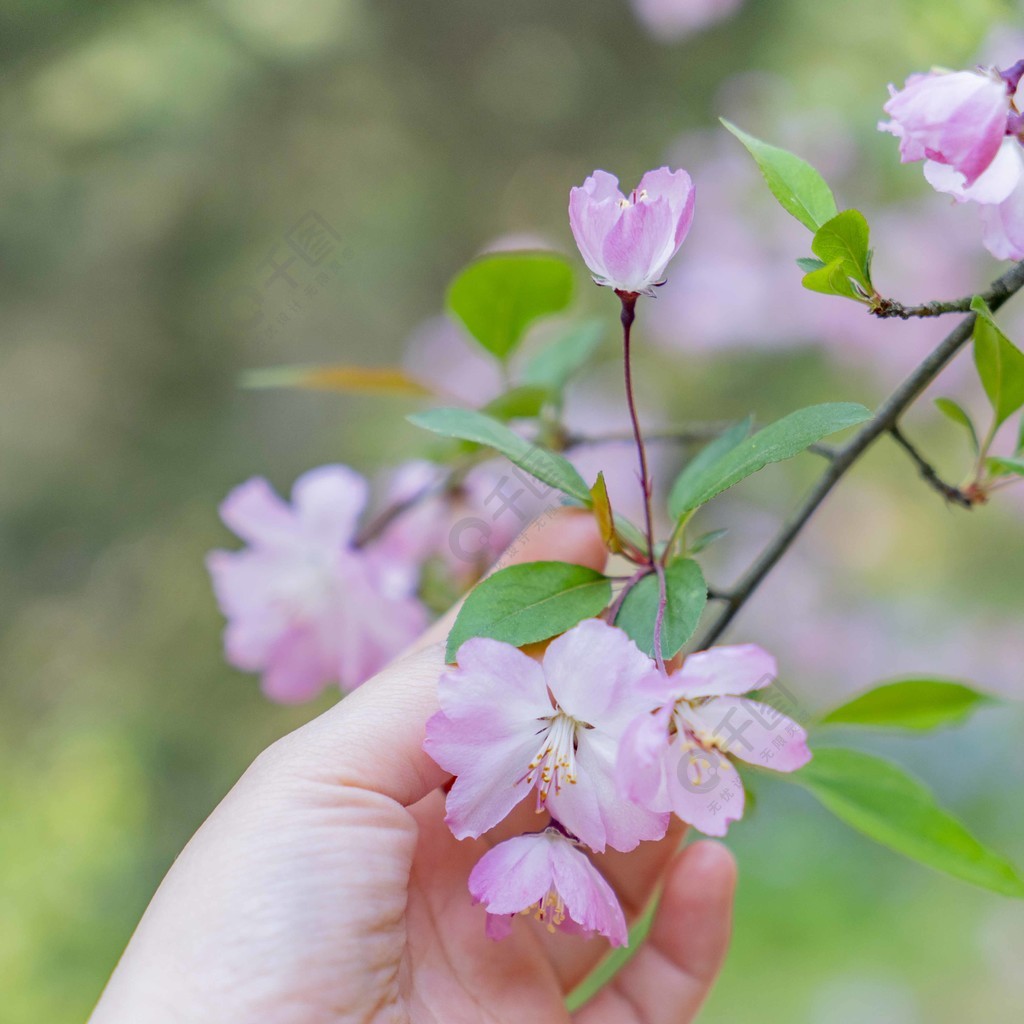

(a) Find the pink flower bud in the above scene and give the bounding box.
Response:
[880,68,1011,187]
[568,167,695,295]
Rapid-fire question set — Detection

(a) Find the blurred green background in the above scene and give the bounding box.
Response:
[3,0,1023,1020]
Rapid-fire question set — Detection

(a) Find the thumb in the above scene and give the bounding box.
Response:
[263,508,608,807]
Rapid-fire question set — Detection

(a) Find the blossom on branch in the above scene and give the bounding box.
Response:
[469,828,628,945]
[880,68,1012,187]
[207,466,427,702]
[618,644,810,835]
[568,167,695,295]
[424,619,670,852]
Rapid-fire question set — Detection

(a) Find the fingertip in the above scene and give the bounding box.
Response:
[493,507,607,573]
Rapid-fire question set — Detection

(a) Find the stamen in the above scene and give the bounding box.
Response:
[534,889,567,932]
[518,711,580,804]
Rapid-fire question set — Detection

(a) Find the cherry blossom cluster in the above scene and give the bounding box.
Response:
[424,619,809,945]
[207,461,541,702]
[881,60,1024,259]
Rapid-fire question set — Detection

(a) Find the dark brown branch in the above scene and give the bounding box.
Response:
[694,258,1024,649]
[888,425,973,509]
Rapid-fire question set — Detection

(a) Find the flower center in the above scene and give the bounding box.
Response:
[521,711,581,803]
[520,889,567,933]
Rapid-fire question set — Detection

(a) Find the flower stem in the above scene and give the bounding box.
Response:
[618,293,657,564]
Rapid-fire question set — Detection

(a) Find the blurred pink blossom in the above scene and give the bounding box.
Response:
[207,466,427,702]
[630,0,744,44]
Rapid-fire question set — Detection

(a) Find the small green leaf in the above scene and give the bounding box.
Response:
[801,257,861,300]
[787,748,1024,898]
[668,417,752,521]
[986,455,1024,477]
[688,527,729,555]
[971,296,1024,426]
[809,209,873,296]
[445,561,611,661]
[241,364,432,397]
[408,408,591,504]
[820,679,993,731]
[796,256,827,273]
[521,319,604,392]
[669,403,871,517]
[446,252,574,360]
[615,558,707,659]
[482,386,552,421]
[934,397,980,454]
[721,119,839,232]
[1016,415,1024,454]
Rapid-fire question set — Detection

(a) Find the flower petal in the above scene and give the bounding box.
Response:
[663,740,745,836]
[686,697,811,772]
[549,729,668,852]
[291,464,368,548]
[219,477,297,547]
[676,644,778,698]
[543,619,654,729]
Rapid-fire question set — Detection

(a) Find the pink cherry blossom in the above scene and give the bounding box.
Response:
[568,168,695,295]
[468,828,627,946]
[880,68,1011,187]
[207,466,427,703]
[424,619,670,852]
[618,644,810,836]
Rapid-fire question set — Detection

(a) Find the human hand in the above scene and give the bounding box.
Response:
[91,510,736,1024]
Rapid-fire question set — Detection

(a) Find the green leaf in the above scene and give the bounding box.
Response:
[521,319,604,392]
[971,296,1024,426]
[240,364,432,397]
[986,455,1024,477]
[669,403,871,517]
[787,748,1024,898]
[408,408,591,503]
[482,386,552,421]
[820,679,993,731]
[796,256,826,273]
[1016,415,1024,454]
[446,252,574,360]
[667,417,752,521]
[808,209,873,296]
[721,119,839,232]
[445,561,611,662]
[801,257,862,300]
[615,558,707,659]
[688,527,729,555]
[934,397,980,454]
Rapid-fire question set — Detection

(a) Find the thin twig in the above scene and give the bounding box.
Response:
[888,425,973,509]
[870,273,1015,320]
[693,258,1024,649]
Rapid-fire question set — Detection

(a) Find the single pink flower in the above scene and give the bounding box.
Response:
[207,466,427,702]
[618,645,810,836]
[424,619,669,853]
[880,68,1011,187]
[568,168,695,295]
[468,828,627,946]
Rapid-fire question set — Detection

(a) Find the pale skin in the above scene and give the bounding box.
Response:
[91,511,737,1024]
